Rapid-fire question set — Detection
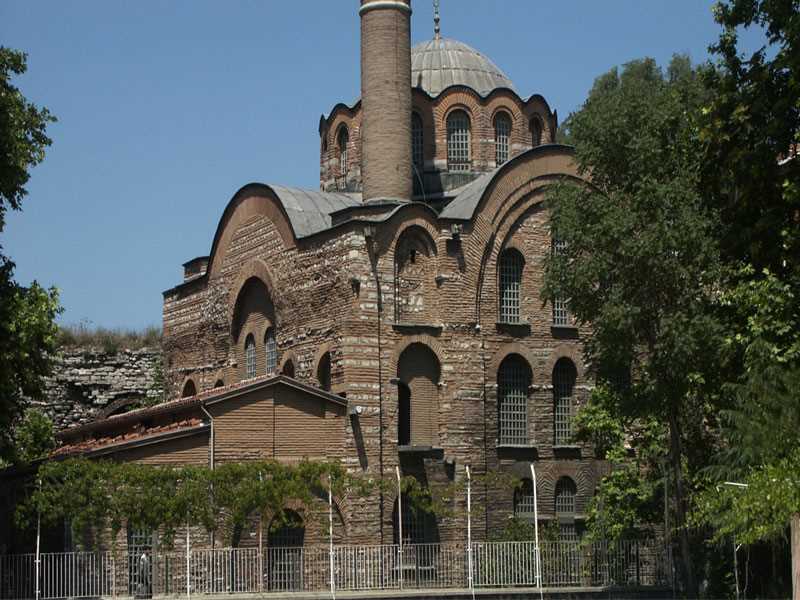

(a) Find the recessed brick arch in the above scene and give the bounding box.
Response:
[488,343,537,377]
[313,342,335,392]
[388,335,445,378]
[543,344,586,381]
[228,258,280,324]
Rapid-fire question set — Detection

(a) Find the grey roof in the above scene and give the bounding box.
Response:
[411,38,516,97]
[269,185,362,238]
[439,171,495,220]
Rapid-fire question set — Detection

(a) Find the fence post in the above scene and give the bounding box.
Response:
[186,523,191,600]
[329,475,335,599]
[530,463,543,600]
[396,467,403,590]
[466,465,474,596]
[35,512,41,600]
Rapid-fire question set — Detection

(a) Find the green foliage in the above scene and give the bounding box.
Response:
[0,259,61,461]
[10,408,55,465]
[57,322,162,352]
[20,459,374,549]
[543,56,725,594]
[0,47,56,230]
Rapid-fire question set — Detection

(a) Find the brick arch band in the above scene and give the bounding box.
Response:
[227,258,281,327]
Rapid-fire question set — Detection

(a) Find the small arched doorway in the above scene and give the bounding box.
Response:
[266,510,305,592]
[397,343,440,447]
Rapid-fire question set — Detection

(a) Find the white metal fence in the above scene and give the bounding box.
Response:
[0,539,670,599]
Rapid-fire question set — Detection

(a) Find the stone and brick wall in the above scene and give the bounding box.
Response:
[29,347,163,430]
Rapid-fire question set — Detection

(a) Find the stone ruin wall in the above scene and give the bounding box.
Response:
[29,347,164,431]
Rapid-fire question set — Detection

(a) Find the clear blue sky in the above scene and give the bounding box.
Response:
[1,1,766,330]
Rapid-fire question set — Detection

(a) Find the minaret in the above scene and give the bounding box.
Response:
[359,0,413,202]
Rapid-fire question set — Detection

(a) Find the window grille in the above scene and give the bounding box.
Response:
[499,249,524,323]
[265,328,277,375]
[447,110,471,172]
[531,117,543,147]
[338,127,349,176]
[245,334,257,379]
[394,494,437,545]
[555,477,578,541]
[495,113,511,165]
[412,113,424,168]
[553,359,576,444]
[267,511,304,592]
[552,238,570,326]
[514,478,536,517]
[498,355,530,445]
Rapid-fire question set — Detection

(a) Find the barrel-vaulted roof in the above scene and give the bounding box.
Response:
[411,37,516,97]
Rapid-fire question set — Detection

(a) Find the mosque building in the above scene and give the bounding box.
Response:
[49,0,603,552]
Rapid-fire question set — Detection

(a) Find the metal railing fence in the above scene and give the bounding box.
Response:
[0,539,670,599]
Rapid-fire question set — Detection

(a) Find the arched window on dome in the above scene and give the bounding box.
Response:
[244,334,257,380]
[553,358,577,445]
[498,354,531,446]
[337,126,349,176]
[447,110,471,172]
[499,248,524,324]
[265,327,277,375]
[494,112,512,166]
[530,116,543,147]
[411,112,424,170]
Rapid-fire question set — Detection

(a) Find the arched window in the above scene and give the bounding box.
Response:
[214,379,225,389]
[317,352,331,392]
[555,477,578,541]
[412,112,424,169]
[553,358,577,445]
[551,237,569,325]
[244,334,257,380]
[337,127,349,176]
[499,248,524,323]
[181,379,196,398]
[282,359,295,378]
[495,112,511,166]
[514,478,536,518]
[127,527,153,595]
[266,510,304,591]
[530,117,543,147]
[265,328,277,375]
[447,110,471,172]
[498,354,531,445]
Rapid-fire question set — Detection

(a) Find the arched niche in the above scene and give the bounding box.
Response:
[231,276,276,381]
[394,225,438,325]
[396,342,441,447]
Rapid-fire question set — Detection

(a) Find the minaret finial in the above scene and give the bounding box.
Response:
[434,0,441,40]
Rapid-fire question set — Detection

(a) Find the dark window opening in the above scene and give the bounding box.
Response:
[398,382,411,446]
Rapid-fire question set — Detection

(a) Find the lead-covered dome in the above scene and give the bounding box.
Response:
[411,37,516,97]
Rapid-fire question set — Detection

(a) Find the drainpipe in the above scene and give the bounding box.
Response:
[200,404,215,549]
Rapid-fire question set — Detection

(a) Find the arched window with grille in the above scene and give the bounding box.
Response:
[553,358,577,445]
[555,477,578,541]
[498,354,531,445]
[551,237,569,325]
[495,112,511,166]
[244,334,257,380]
[530,116,543,147]
[393,493,438,547]
[412,112,424,169]
[514,477,536,518]
[337,126,349,176]
[499,248,524,323]
[265,328,277,375]
[447,110,471,172]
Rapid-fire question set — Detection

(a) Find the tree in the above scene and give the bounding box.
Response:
[0,47,60,462]
[697,2,800,596]
[543,56,723,596]
[7,408,56,466]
